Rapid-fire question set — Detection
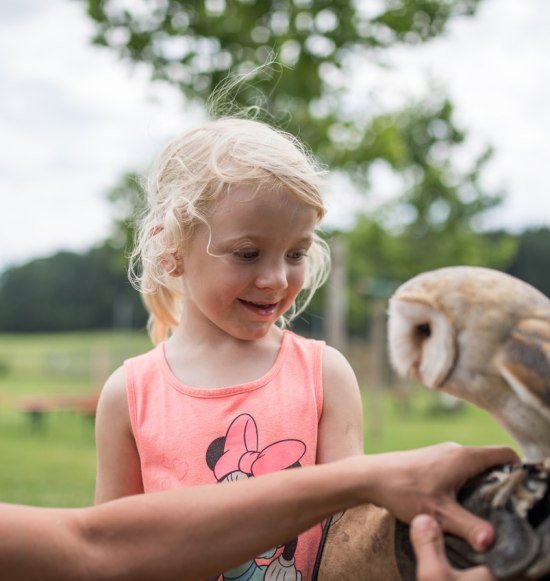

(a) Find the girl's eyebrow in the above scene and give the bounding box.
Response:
[215,233,314,246]
[295,235,314,246]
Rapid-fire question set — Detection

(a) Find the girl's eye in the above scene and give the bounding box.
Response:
[288,251,307,262]
[235,250,259,260]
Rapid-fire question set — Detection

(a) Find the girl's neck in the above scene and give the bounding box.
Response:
[163,325,286,389]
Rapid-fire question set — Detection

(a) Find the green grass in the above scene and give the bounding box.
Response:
[362,386,518,454]
[0,332,518,507]
[0,410,96,506]
[0,331,151,402]
[0,331,152,506]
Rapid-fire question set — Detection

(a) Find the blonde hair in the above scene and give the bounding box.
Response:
[130,117,330,344]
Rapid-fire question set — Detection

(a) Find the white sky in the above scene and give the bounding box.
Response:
[1,0,549,272]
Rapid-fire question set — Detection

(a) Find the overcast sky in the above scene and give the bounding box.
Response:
[1,0,549,272]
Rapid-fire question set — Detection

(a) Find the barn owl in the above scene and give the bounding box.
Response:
[387,266,550,463]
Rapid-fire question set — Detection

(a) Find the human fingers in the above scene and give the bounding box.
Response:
[411,515,496,581]
[411,514,454,581]
[436,446,519,551]
[436,498,494,552]
[457,446,519,482]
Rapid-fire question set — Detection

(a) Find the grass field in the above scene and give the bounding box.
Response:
[0,331,151,506]
[0,331,517,507]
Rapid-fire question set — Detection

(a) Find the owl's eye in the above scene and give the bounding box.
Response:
[416,323,431,338]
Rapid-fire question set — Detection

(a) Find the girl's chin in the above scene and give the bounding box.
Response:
[231,321,280,342]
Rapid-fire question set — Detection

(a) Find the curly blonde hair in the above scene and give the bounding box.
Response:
[130,117,330,344]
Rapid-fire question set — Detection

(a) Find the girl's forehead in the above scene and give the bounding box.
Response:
[212,185,316,220]
[203,186,317,242]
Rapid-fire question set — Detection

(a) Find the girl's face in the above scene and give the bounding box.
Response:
[179,185,318,341]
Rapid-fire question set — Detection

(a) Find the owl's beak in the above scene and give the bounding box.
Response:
[410,358,422,382]
[433,362,456,390]
[412,349,456,391]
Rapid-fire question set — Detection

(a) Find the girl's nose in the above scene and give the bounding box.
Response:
[255,261,288,290]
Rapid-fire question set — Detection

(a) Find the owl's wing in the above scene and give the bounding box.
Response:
[497,317,550,420]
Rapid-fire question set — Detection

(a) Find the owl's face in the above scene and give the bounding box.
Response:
[386,266,532,403]
[387,266,550,462]
[388,296,456,390]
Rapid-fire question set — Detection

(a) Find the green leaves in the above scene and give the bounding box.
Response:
[79,0,523,337]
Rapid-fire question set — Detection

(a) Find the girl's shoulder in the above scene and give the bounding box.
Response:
[284,331,354,379]
[124,343,163,366]
[281,330,326,367]
[321,344,356,381]
[96,365,129,419]
[283,329,325,349]
[121,343,166,383]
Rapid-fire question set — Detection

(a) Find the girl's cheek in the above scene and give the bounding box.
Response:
[293,267,308,289]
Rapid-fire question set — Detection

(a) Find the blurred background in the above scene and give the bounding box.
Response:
[1,0,548,507]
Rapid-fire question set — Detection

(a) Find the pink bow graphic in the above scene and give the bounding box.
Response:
[214,414,306,481]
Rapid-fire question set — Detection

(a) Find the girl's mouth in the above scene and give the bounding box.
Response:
[238,299,278,316]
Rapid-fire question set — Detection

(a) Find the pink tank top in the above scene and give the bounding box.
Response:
[124,330,325,580]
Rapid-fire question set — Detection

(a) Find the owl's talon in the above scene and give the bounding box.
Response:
[492,466,527,509]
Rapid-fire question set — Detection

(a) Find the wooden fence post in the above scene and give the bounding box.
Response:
[325,237,348,352]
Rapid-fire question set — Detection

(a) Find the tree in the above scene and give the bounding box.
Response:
[0,245,147,332]
[344,217,517,336]
[84,0,482,163]
[84,0,505,235]
[106,171,145,257]
[506,227,550,296]
[83,0,518,338]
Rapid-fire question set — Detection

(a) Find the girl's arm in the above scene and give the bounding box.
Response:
[0,446,516,580]
[94,366,144,503]
[317,345,364,463]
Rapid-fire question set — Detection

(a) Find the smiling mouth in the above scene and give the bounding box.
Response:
[238,299,279,315]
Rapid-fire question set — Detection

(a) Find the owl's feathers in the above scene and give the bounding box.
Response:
[387,266,550,462]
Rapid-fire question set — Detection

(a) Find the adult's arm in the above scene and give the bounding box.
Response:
[0,444,517,580]
[3,460,356,580]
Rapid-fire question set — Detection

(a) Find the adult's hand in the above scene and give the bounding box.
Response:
[365,443,519,551]
[411,514,495,581]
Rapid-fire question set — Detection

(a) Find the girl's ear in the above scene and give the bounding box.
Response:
[160,253,184,277]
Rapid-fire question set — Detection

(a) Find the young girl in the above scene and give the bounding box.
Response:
[94,117,364,580]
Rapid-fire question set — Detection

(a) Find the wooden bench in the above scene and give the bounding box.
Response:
[18,393,100,429]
